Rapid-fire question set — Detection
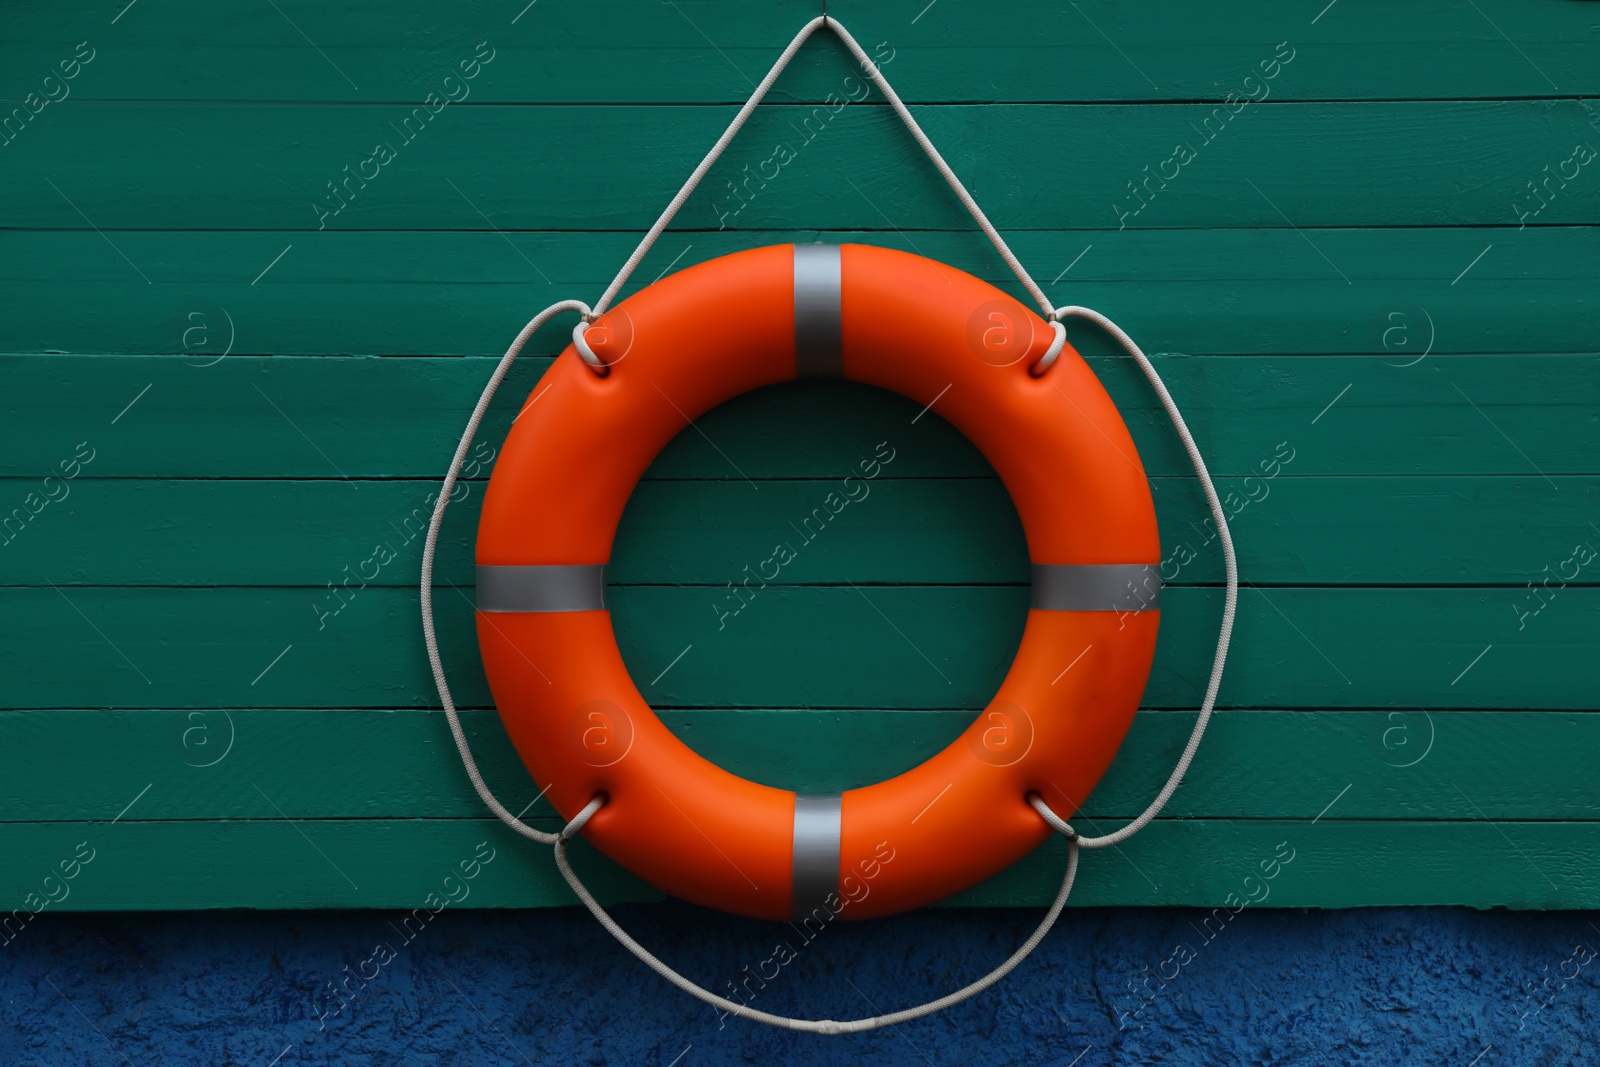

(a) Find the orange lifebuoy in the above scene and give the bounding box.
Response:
[476,244,1160,922]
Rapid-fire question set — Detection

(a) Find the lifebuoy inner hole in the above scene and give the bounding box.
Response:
[607,378,1030,795]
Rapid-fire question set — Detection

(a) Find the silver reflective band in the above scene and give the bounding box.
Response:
[1031,563,1162,612]
[793,244,843,378]
[476,564,608,613]
[791,794,842,920]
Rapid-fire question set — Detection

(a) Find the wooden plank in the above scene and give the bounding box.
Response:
[946,820,1598,909]
[0,585,1590,711]
[5,475,1595,588]
[1,708,1594,823]
[4,0,1595,923]
[4,353,1596,479]
[6,103,1598,231]
[5,0,1597,103]
[615,585,1593,712]
[3,228,1594,356]
[1,818,1592,911]
[619,475,1600,589]
[0,817,655,914]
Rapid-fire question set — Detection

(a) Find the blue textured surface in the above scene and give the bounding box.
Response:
[4,906,1597,1065]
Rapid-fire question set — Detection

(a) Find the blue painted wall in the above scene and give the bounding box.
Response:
[5,905,1597,1064]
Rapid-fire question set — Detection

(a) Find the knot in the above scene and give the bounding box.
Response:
[815,1020,845,1035]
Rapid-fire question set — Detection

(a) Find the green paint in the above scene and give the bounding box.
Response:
[1,0,1592,912]
[4,475,1596,587]
[4,229,1597,356]
[1,709,1592,822]
[0,585,1591,710]
[4,356,1597,478]
[8,103,1600,231]
[0,818,1593,911]
[5,1,1597,103]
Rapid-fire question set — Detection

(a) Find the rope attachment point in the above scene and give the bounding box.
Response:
[1028,793,1079,842]
[1030,319,1068,378]
[573,321,609,377]
[563,794,607,840]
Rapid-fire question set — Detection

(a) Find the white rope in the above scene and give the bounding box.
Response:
[590,16,1055,320]
[420,297,591,848]
[417,14,1240,1034]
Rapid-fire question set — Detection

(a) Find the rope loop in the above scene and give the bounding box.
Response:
[587,14,1057,320]
[1029,320,1068,378]
[1028,793,1079,842]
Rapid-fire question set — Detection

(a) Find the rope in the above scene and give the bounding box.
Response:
[552,796,1081,1035]
[1032,307,1238,848]
[420,297,591,848]
[417,14,1239,1034]
[590,15,1055,320]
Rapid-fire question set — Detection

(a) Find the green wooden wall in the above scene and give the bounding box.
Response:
[3,0,1598,912]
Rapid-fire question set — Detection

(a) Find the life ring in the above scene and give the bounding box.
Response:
[476,243,1160,922]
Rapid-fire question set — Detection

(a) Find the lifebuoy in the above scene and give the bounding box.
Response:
[476,243,1160,922]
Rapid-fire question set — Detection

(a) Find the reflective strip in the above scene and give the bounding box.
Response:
[793,244,843,378]
[791,794,842,920]
[1031,563,1162,612]
[475,564,607,613]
